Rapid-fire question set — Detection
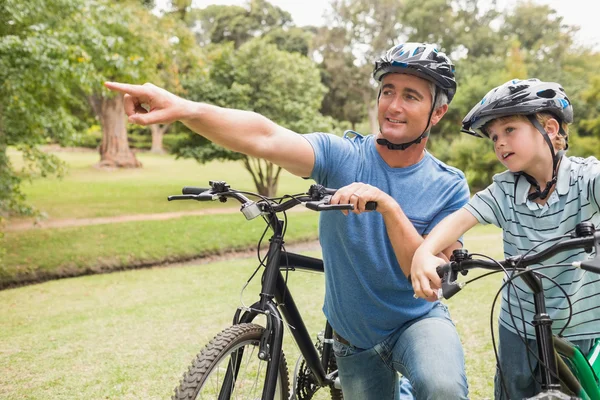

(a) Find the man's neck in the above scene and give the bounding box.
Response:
[374,138,427,168]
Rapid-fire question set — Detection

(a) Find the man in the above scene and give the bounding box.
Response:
[105,42,469,399]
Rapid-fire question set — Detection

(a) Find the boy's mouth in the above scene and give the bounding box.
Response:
[502,152,514,160]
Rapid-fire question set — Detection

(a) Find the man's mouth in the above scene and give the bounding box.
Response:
[386,118,406,124]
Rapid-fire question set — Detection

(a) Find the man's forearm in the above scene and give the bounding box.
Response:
[180,101,278,158]
[381,205,425,277]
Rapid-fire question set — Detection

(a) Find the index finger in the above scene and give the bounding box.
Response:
[104,81,146,96]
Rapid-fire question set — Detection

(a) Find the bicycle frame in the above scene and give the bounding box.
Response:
[554,337,600,400]
[228,212,335,400]
[438,225,600,400]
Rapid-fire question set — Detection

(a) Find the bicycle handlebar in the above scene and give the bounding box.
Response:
[435,224,600,299]
[168,180,377,218]
[182,186,211,195]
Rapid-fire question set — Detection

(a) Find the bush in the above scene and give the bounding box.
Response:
[128,133,151,150]
[71,125,102,148]
[163,133,190,153]
[569,131,600,159]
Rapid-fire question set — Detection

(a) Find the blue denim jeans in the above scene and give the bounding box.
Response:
[494,324,594,400]
[332,302,469,400]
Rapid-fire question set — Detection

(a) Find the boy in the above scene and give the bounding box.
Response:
[411,78,600,399]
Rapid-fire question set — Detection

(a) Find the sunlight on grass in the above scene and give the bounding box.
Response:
[1,226,504,399]
[8,149,313,219]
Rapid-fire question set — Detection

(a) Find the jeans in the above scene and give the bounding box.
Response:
[494,324,594,400]
[333,302,469,400]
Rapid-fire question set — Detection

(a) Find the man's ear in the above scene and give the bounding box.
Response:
[430,104,449,126]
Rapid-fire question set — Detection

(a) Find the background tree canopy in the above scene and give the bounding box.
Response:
[2,0,599,212]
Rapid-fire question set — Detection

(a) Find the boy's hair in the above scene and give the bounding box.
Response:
[482,112,569,151]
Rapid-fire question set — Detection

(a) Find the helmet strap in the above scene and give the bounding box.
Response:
[376,90,438,151]
[521,115,562,201]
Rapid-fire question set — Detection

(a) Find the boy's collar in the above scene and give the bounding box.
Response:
[514,155,570,205]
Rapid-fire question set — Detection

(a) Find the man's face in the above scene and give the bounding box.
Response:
[377,73,434,144]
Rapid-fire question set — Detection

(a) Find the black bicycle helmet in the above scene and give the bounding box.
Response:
[373,42,457,102]
[461,78,573,201]
[461,78,572,138]
[373,42,457,150]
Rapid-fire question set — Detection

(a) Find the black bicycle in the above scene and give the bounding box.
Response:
[168,180,376,400]
[437,222,600,400]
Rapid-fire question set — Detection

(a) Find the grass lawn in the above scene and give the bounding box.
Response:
[0,225,504,399]
[1,211,320,288]
[7,148,313,219]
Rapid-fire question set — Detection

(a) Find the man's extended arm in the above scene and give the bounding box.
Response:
[104,82,315,177]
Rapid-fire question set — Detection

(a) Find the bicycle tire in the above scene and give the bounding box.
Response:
[172,323,289,400]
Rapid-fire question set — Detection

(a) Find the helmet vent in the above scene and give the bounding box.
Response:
[537,89,557,99]
[509,84,529,94]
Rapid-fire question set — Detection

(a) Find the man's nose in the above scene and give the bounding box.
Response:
[388,95,404,112]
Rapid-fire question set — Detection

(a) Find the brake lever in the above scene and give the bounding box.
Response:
[305,202,353,211]
[168,194,215,201]
[436,262,464,299]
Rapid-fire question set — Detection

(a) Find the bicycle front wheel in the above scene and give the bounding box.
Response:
[172,323,289,400]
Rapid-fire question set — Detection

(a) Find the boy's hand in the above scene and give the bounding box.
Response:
[104,82,186,125]
[411,248,445,301]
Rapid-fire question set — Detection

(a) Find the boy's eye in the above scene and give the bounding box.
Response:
[505,127,514,133]
[491,136,498,143]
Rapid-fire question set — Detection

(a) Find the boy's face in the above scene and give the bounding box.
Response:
[487,117,551,173]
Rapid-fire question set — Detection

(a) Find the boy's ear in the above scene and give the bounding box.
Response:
[544,118,560,139]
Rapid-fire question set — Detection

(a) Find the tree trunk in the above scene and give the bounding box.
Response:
[90,94,141,168]
[369,102,379,135]
[150,123,170,154]
[242,156,281,197]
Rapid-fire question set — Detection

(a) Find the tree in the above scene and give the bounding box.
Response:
[73,2,200,168]
[1,0,85,215]
[175,39,331,196]
[0,0,200,217]
[189,0,293,48]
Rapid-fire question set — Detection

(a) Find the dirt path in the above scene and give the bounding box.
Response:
[3,207,310,232]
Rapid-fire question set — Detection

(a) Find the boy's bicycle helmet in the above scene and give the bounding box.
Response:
[461,78,572,138]
[373,42,457,150]
[461,78,573,200]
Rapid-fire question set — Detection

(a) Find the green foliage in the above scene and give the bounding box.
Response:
[431,135,503,192]
[190,0,293,48]
[0,0,200,214]
[176,38,330,165]
[263,26,314,56]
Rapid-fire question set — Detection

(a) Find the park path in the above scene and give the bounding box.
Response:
[3,206,309,232]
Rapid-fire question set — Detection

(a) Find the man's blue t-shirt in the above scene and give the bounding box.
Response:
[304,132,470,349]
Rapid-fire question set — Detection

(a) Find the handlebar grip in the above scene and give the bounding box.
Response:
[437,263,452,278]
[182,186,211,195]
[579,259,600,275]
[365,201,377,211]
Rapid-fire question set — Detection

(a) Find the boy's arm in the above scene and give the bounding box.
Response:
[104,82,315,177]
[411,208,479,299]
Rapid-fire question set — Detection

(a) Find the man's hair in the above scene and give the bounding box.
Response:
[482,113,569,150]
[428,82,448,110]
